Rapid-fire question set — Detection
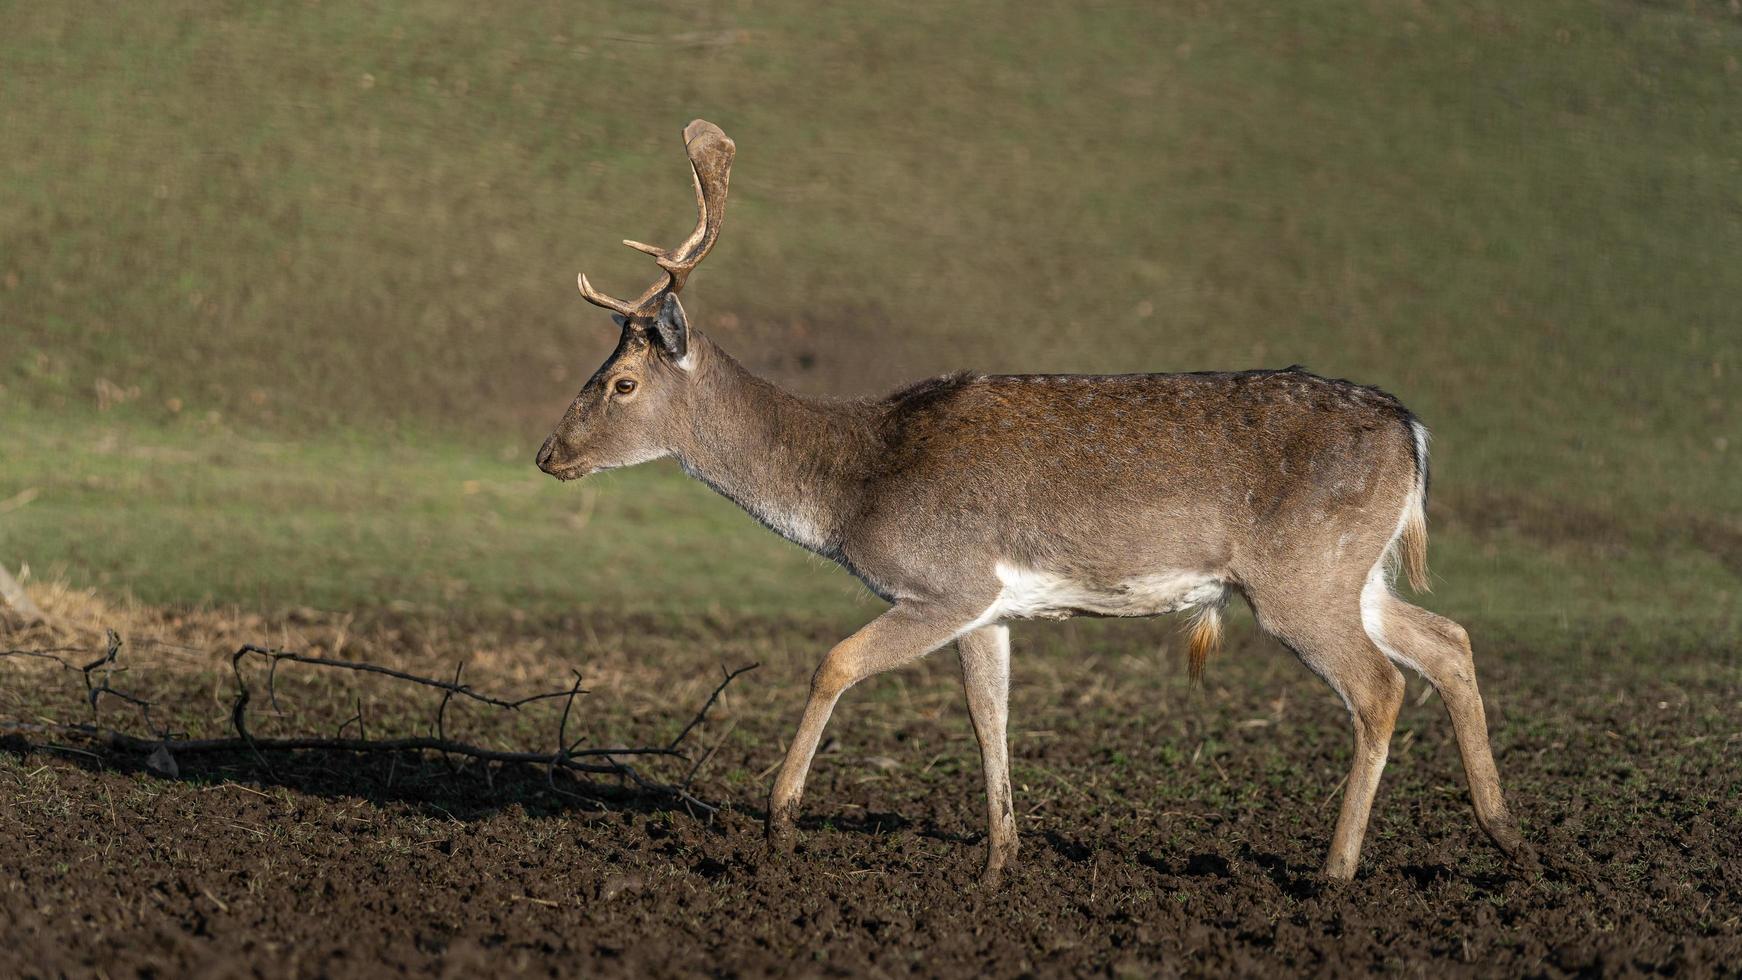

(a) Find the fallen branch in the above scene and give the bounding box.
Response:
[1,632,758,813]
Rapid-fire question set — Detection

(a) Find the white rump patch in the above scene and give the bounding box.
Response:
[972,563,1226,628]
[1362,420,1432,673]
[1360,562,1417,673]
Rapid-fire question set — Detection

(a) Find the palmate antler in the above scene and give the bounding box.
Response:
[577,119,736,317]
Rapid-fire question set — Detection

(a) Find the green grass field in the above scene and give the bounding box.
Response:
[2,0,1738,644]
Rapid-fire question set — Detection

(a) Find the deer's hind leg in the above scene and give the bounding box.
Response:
[1246,581,1406,881]
[1365,588,1530,864]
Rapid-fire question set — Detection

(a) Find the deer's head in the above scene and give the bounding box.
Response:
[537,120,734,481]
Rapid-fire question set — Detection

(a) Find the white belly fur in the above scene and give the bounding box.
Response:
[982,562,1226,624]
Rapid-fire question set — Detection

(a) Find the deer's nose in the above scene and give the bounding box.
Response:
[536,435,560,472]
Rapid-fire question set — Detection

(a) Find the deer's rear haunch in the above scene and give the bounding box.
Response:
[539,120,1530,884]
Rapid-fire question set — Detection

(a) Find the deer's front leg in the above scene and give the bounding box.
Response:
[958,624,1016,887]
[766,601,982,854]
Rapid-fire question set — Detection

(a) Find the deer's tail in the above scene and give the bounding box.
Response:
[1187,601,1224,684]
[1394,419,1432,593]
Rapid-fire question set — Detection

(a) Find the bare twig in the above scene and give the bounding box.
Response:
[668,663,759,752]
[0,646,91,665]
[80,631,166,737]
[233,645,578,710]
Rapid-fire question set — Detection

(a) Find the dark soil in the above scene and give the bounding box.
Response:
[2,613,1739,977]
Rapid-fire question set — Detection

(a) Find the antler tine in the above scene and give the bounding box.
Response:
[576,119,736,317]
[576,273,654,317]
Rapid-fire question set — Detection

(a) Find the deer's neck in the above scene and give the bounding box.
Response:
[669,335,878,557]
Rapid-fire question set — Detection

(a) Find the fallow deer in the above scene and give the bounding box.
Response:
[537,120,1531,884]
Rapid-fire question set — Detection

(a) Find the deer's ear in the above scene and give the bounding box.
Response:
[648,293,690,364]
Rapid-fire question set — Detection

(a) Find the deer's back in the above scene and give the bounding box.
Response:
[848,367,1423,588]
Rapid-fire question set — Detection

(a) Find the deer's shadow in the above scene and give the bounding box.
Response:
[2,734,988,852]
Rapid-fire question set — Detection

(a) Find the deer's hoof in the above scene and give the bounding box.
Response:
[1490,823,1526,857]
[1483,817,1542,873]
[764,806,798,856]
[1504,838,1549,879]
[1319,857,1359,884]
[978,840,1017,890]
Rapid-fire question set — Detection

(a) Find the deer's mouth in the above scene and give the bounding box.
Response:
[535,452,591,481]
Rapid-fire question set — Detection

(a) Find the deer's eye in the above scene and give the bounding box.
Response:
[613,378,637,396]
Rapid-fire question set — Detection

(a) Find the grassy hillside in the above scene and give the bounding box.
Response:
[2,1,1737,634]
